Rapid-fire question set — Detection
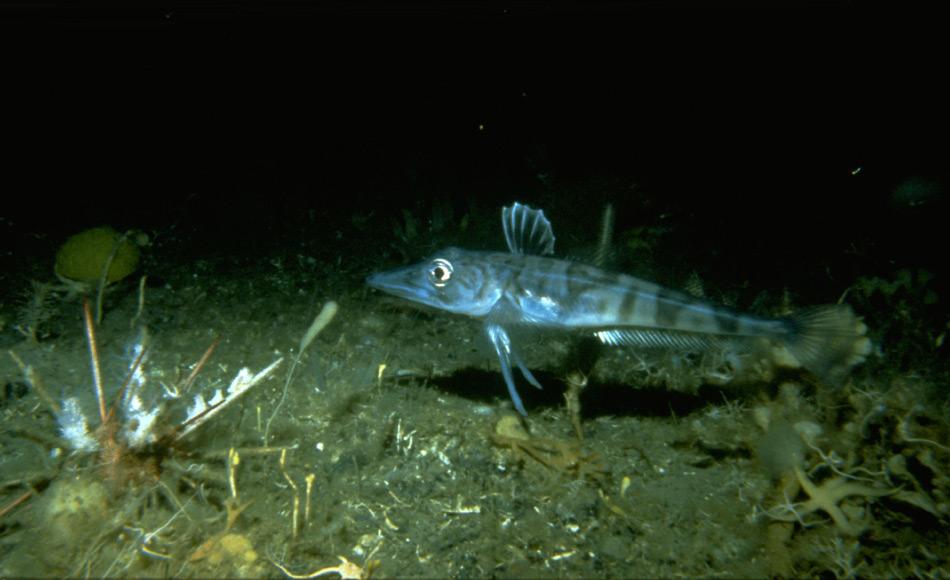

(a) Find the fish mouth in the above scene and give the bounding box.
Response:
[365,270,420,301]
[365,272,386,290]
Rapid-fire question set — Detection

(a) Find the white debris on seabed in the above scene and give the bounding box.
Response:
[57,397,99,453]
[121,392,162,448]
[176,358,284,441]
[53,333,283,453]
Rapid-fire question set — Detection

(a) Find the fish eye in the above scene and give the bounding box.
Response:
[428,258,453,288]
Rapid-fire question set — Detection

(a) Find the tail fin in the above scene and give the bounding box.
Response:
[784,305,872,384]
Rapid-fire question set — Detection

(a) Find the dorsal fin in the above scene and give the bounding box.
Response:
[684,270,705,298]
[502,202,556,255]
[593,202,614,269]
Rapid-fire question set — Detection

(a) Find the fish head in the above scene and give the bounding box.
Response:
[367,247,500,317]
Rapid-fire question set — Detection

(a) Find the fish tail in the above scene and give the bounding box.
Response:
[784,305,872,384]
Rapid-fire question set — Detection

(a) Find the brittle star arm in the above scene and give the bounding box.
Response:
[793,466,895,536]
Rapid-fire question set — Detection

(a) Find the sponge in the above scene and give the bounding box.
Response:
[54,227,140,284]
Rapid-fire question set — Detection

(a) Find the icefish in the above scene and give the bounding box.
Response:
[367,202,871,415]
